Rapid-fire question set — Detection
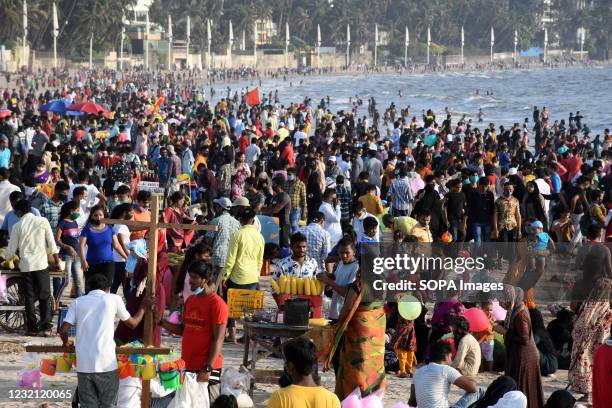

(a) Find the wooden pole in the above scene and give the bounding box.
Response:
[25,345,171,354]
[141,195,160,408]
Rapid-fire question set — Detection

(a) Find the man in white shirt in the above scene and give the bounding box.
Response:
[245,136,261,169]
[294,124,308,146]
[534,168,551,220]
[318,189,343,247]
[0,168,21,225]
[60,274,149,408]
[409,340,482,408]
[5,199,59,336]
[69,169,107,207]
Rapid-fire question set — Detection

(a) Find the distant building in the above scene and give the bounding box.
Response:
[541,0,555,26]
[125,0,160,59]
[255,19,278,45]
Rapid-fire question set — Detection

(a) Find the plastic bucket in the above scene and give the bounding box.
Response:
[40,359,57,376]
[20,369,41,388]
[141,362,157,380]
[118,362,137,379]
[55,356,72,373]
[159,370,181,390]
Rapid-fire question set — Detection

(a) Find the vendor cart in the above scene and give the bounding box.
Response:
[242,321,311,396]
[0,269,64,332]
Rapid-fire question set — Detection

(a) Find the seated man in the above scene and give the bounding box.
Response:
[409,340,483,408]
[267,337,340,408]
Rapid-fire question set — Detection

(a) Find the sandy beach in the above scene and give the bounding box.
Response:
[0,274,581,407]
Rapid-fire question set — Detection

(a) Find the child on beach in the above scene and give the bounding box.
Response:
[476,300,496,372]
[390,314,418,378]
[360,216,380,244]
[520,220,555,305]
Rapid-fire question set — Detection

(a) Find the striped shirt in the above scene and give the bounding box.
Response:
[387,177,414,212]
[412,363,462,408]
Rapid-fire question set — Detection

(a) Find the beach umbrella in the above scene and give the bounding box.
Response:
[67,102,108,115]
[0,109,12,119]
[65,110,84,117]
[40,99,70,114]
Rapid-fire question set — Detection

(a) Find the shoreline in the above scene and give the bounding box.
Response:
[201,60,612,88]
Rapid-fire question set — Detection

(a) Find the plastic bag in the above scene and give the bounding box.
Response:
[361,389,384,408]
[168,372,209,408]
[0,273,8,303]
[341,388,362,408]
[114,377,141,408]
[220,367,250,398]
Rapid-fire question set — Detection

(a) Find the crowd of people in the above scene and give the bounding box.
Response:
[0,67,610,408]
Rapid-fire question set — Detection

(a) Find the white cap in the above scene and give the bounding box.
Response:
[508,167,518,176]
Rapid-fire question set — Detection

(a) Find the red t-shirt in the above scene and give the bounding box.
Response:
[181,293,228,371]
[593,341,612,408]
[281,144,295,167]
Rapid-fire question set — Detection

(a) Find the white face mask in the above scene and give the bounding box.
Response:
[193,286,204,296]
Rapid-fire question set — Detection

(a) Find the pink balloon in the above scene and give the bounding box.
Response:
[341,395,361,408]
[492,300,507,321]
[464,307,489,332]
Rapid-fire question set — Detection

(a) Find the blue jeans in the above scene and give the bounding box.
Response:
[471,223,491,244]
[452,387,485,408]
[450,219,465,242]
[53,255,83,302]
[290,209,301,234]
[64,255,84,298]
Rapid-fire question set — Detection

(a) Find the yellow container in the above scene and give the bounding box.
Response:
[55,356,72,372]
[227,289,264,319]
[141,362,157,380]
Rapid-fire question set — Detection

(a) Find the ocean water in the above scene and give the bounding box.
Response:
[216,66,612,135]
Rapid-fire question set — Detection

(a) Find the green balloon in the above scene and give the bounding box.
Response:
[398,295,422,320]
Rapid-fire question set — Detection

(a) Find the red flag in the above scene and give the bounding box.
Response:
[245,88,261,106]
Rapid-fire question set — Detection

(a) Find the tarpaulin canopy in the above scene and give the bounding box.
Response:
[520,47,544,57]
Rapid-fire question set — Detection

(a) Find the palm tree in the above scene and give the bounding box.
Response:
[0,0,48,48]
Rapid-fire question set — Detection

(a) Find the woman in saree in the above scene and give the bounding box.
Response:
[324,269,386,400]
[568,277,612,403]
[114,230,168,347]
[493,285,544,408]
[164,191,187,252]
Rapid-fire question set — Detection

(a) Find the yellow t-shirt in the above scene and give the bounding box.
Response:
[267,385,341,408]
[358,194,384,217]
[278,127,289,141]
